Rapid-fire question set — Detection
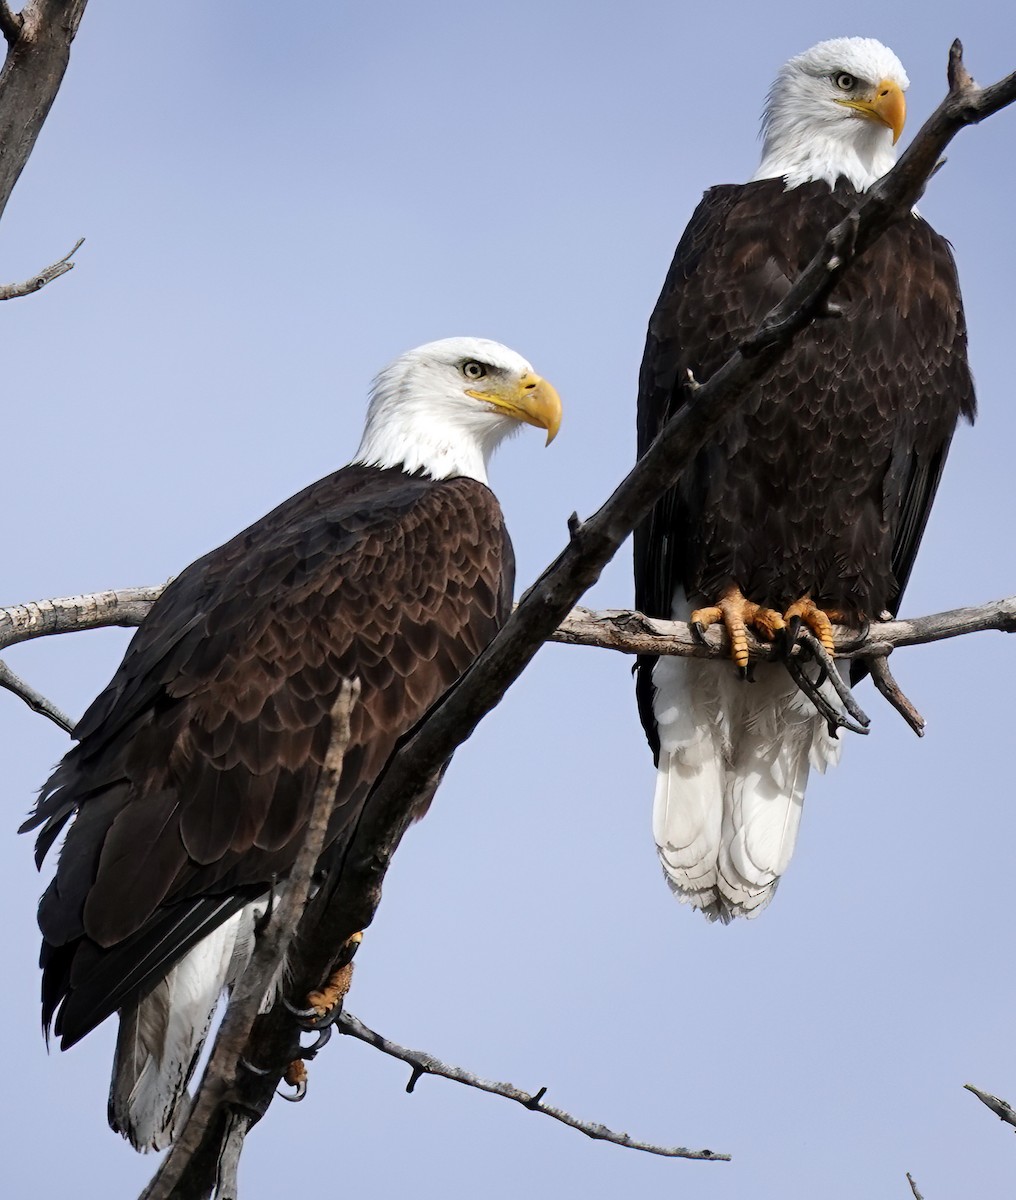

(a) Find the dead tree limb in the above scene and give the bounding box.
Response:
[907,1174,925,1200]
[9,588,1016,659]
[140,680,360,1200]
[964,1083,1016,1131]
[0,235,82,299]
[336,1011,727,1161]
[0,656,72,731]
[3,588,1013,739]
[0,0,91,223]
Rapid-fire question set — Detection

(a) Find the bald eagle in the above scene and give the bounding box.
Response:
[22,337,561,1150]
[635,38,974,921]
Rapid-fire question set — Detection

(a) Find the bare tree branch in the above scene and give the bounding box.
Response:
[549,597,1016,660]
[0,0,91,223]
[140,680,360,1200]
[0,585,166,651]
[0,235,82,300]
[0,656,72,731]
[335,1011,727,1162]
[964,1083,1016,1131]
[866,654,926,737]
[0,2,23,45]
[5,588,1016,665]
[907,1173,925,1200]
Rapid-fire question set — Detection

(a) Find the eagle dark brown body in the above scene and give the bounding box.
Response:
[635,168,975,922]
[24,464,514,1049]
[636,178,975,646]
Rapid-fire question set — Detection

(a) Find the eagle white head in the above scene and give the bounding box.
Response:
[753,37,909,191]
[354,336,562,486]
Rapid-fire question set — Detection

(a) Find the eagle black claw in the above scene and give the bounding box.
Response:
[279,1081,307,1102]
[691,620,708,644]
[282,995,321,1023]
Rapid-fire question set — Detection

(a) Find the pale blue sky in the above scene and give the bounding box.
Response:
[2,3,1014,1197]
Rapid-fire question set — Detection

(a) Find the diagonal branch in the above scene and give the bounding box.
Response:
[337,1011,728,1161]
[0,656,73,731]
[0,235,83,300]
[0,0,91,224]
[964,1083,1016,1131]
[139,680,360,1200]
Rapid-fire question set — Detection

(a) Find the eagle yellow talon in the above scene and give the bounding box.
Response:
[783,597,838,656]
[304,930,363,1017]
[284,1058,308,1089]
[691,584,786,671]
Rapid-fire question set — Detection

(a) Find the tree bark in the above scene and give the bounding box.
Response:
[0,0,89,224]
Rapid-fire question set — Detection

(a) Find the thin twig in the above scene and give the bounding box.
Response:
[0,1,22,45]
[337,1011,727,1162]
[907,1173,925,1200]
[964,1082,1016,1130]
[866,654,926,737]
[0,657,73,732]
[140,679,361,1200]
[0,237,84,301]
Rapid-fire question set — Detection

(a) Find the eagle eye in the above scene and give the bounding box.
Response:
[834,72,856,91]
[462,360,488,381]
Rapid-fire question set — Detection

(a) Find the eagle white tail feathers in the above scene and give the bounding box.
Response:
[650,600,844,922]
[108,900,269,1152]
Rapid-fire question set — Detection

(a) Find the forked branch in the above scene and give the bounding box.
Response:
[0,236,83,300]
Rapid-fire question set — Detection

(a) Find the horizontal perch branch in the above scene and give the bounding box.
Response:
[4,585,1013,663]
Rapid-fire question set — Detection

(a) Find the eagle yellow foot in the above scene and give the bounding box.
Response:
[283,1057,309,1100]
[783,597,846,657]
[691,584,786,671]
[305,930,362,1021]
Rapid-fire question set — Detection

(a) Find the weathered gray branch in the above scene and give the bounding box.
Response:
[6,588,1016,663]
[0,656,72,731]
[907,1173,925,1200]
[335,1010,727,1162]
[0,0,90,223]
[140,680,360,1200]
[964,1083,1016,1131]
[0,234,82,299]
[4,588,1013,741]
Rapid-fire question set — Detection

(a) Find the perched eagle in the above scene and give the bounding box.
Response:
[22,337,561,1150]
[634,38,974,921]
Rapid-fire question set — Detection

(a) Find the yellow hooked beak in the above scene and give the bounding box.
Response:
[466,371,562,445]
[836,78,906,144]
